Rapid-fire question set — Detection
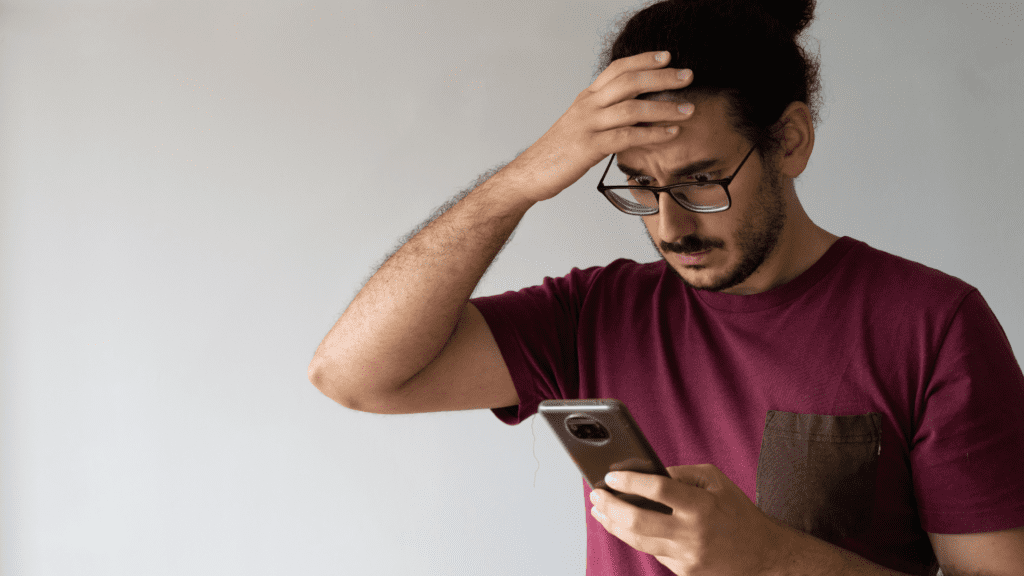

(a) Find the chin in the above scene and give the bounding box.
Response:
[666,255,750,293]
[671,263,726,292]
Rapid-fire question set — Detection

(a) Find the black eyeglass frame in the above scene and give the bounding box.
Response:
[596,144,759,215]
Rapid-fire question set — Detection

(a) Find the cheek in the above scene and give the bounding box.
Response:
[640,215,660,241]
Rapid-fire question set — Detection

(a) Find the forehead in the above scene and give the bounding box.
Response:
[617,94,743,168]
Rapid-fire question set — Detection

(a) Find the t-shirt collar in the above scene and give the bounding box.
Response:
[686,236,858,312]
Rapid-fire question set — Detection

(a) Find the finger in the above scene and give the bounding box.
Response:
[666,464,723,491]
[591,489,674,543]
[591,67,694,109]
[591,51,672,93]
[605,471,669,500]
[589,124,681,158]
[605,471,707,511]
[593,506,675,561]
[591,500,649,552]
[591,499,644,551]
[590,98,695,132]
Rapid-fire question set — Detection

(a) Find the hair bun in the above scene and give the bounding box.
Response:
[757,0,816,37]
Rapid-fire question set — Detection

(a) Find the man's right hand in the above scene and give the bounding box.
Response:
[504,51,696,203]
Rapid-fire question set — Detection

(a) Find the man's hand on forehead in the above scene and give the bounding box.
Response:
[500,51,697,205]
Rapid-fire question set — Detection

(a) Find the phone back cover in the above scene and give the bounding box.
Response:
[539,399,669,492]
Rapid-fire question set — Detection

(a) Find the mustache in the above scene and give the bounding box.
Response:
[661,235,725,254]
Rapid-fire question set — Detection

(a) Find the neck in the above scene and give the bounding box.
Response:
[722,184,838,295]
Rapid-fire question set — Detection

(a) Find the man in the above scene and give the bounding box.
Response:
[309,1,1024,574]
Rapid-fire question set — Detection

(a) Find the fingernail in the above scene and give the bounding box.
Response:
[590,491,600,504]
[678,103,694,115]
[605,472,621,486]
[678,69,692,81]
[655,51,668,62]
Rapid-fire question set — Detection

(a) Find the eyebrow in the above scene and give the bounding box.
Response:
[616,157,722,180]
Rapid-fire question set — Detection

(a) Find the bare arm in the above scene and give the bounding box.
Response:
[308,51,697,413]
[308,165,533,411]
[928,526,1024,576]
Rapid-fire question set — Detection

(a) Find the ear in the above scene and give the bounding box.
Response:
[773,101,814,179]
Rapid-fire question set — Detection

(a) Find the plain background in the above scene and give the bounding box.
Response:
[0,0,1021,574]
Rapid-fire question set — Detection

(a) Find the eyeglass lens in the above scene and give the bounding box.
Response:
[602,158,730,214]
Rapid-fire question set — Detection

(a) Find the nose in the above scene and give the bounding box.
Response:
[655,191,697,244]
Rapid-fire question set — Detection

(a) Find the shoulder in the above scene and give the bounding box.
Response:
[472,258,668,315]
[531,257,669,296]
[833,238,977,310]
[572,258,678,303]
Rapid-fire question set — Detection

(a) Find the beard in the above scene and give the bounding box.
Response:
[649,154,787,292]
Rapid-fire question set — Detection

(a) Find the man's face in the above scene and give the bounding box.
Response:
[616,95,787,294]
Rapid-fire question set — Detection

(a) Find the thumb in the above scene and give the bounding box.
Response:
[666,464,722,491]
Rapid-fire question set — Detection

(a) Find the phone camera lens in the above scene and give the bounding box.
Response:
[575,424,608,439]
[565,415,610,443]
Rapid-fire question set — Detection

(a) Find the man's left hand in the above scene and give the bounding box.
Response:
[589,464,786,576]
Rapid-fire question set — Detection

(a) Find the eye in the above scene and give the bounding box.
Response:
[689,172,718,183]
[628,175,655,186]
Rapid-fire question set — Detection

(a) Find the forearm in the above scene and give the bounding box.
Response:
[310,50,696,406]
[308,166,535,404]
[770,521,917,576]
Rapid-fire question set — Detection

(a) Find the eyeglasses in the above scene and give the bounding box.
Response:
[596,145,758,215]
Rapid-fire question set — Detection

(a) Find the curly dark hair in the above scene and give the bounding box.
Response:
[599,0,823,160]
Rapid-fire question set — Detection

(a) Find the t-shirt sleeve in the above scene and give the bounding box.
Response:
[911,289,1024,533]
[470,266,603,425]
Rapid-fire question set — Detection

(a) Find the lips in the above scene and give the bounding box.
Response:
[677,250,710,266]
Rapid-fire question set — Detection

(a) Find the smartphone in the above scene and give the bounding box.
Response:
[539,399,673,515]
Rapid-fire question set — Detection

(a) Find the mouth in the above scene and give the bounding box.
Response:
[677,250,710,266]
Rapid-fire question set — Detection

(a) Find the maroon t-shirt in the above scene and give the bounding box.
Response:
[471,237,1024,576]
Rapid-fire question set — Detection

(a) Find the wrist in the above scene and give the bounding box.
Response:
[471,162,543,215]
[758,517,799,576]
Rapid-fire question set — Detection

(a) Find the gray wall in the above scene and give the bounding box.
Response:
[1,1,1021,574]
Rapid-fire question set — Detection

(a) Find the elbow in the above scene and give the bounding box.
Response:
[307,353,396,413]
[307,352,327,391]
[307,353,353,408]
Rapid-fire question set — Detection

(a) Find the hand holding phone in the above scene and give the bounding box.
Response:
[539,399,673,515]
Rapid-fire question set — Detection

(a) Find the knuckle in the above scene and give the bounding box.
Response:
[696,463,722,486]
[688,540,710,568]
[628,126,651,144]
[592,133,615,156]
[637,125,672,142]
[644,127,667,143]
[610,103,630,122]
[693,495,716,520]
[604,58,628,79]
[649,482,670,503]
[620,508,642,531]
[634,70,657,89]
[633,100,656,117]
